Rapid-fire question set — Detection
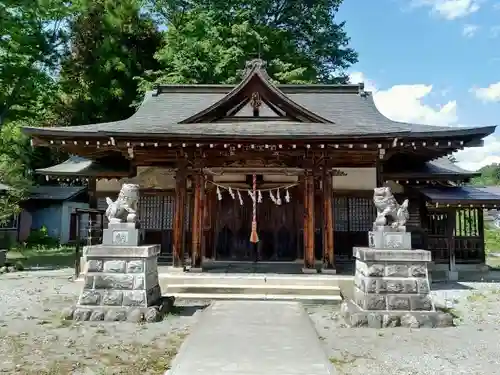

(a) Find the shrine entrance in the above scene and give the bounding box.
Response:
[213,185,300,262]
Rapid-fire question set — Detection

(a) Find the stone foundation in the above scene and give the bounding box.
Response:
[68,244,169,322]
[341,246,454,328]
[352,247,434,312]
[340,301,454,328]
[61,297,174,323]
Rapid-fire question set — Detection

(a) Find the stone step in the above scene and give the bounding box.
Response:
[159,273,349,288]
[166,292,342,304]
[164,283,341,296]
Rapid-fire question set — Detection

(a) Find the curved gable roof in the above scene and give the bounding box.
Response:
[22,61,496,140]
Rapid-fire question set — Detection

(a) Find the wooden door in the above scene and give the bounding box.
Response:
[214,187,299,261]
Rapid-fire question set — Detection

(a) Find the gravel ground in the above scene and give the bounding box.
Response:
[308,281,500,375]
[0,269,205,375]
[4,269,500,375]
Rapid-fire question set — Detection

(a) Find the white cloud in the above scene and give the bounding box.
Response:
[454,135,500,171]
[490,25,500,38]
[349,72,496,171]
[472,82,500,102]
[412,0,480,20]
[349,72,458,126]
[462,24,479,37]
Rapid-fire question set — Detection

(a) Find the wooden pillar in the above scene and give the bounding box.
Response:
[303,170,316,272]
[87,178,98,209]
[172,168,187,268]
[322,168,335,272]
[203,177,215,260]
[191,172,204,270]
[447,208,458,281]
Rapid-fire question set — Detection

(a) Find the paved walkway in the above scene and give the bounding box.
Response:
[167,301,336,375]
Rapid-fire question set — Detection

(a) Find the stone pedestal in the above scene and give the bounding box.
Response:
[352,247,434,312]
[341,225,454,328]
[63,221,170,323]
[102,222,141,247]
[79,244,162,309]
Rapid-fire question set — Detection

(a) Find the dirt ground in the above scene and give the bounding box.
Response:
[0,269,205,375]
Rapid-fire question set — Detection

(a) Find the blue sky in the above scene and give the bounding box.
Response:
[337,0,500,170]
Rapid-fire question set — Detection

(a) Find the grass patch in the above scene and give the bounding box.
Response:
[436,305,461,319]
[467,292,487,302]
[5,246,75,270]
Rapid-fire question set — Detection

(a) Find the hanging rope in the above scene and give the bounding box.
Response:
[208,180,295,205]
[208,180,297,192]
[249,173,259,243]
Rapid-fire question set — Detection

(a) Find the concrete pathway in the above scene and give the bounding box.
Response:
[167,301,336,375]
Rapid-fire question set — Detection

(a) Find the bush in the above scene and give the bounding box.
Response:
[25,226,60,249]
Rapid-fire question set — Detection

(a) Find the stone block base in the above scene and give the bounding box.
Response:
[302,267,318,274]
[340,301,454,328]
[78,244,161,311]
[61,297,174,323]
[342,246,450,328]
[368,230,412,250]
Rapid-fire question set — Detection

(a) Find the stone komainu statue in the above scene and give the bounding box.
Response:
[373,186,409,230]
[105,183,139,224]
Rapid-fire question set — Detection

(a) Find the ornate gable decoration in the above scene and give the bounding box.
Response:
[179,59,333,124]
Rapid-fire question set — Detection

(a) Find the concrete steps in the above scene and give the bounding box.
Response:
[160,273,346,304]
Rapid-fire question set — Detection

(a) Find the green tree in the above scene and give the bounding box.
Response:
[57,0,163,125]
[0,0,74,222]
[469,164,500,186]
[141,0,357,86]
[0,0,72,126]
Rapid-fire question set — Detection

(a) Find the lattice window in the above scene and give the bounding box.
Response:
[456,208,479,237]
[349,197,375,232]
[333,197,349,231]
[333,196,375,232]
[162,195,175,229]
[139,195,164,230]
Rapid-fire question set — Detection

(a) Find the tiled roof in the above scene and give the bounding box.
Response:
[29,185,86,201]
[384,157,478,179]
[419,186,500,205]
[36,155,131,177]
[23,86,495,139]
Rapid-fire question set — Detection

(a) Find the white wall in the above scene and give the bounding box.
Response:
[332,168,376,190]
[97,167,400,192]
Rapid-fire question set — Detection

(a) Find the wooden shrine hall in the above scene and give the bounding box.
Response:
[24,59,500,275]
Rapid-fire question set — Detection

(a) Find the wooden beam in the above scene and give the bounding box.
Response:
[322,168,335,272]
[172,167,187,268]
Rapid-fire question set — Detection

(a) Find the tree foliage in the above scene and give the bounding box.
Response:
[56,0,163,125]
[140,0,357,87]
[469,164,500,186]
[0,0,72,126]
[0,0,358,227]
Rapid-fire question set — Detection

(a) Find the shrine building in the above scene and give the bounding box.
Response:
[23,59,500,278]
